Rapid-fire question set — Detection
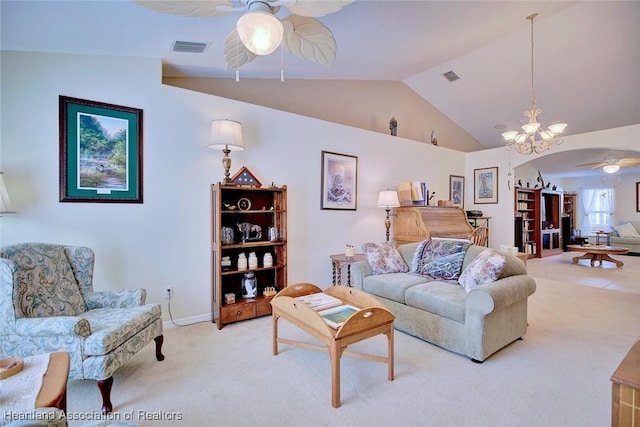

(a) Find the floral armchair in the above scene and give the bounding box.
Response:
[0,243,164,413]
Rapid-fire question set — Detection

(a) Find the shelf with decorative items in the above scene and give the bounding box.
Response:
[211,183,287,329]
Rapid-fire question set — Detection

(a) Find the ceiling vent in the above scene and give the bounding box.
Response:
[443,70,460,82]
[172,41,209,54]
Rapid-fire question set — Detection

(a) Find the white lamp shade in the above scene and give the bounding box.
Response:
[501,131,518,142]
[0,172,14,213]
[208,119,245,151]
[237,11,284,56]
[548,123,568,135]
[377,190,400,208]
[603,164,620,174]
[521,122,540,135]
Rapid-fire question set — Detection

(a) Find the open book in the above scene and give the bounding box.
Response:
[318,305,359,329]
[295,293,342,311]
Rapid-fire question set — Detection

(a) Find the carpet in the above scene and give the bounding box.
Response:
[65,277,640,427]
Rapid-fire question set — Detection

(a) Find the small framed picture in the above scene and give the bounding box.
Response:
[59,96,143,203]
[321,151,357,210]
[449,175,464,208]
[474,167,498,204]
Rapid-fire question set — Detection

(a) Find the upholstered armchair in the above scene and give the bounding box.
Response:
[0,243,164,413]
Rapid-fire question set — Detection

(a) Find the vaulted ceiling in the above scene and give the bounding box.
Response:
[2,1,639,176]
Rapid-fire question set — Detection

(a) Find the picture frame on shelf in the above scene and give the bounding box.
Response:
[321,151,357,210]
[59,96,143,203]
[449,175,464,208]
[474,167,498,204]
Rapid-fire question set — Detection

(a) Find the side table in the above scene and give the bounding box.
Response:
[595,231,611,246]
[330,254,365,287]
[37,352,70,411]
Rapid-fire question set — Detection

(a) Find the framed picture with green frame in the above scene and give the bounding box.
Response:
[59,96,143,203]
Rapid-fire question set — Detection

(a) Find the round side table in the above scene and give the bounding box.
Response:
[329,254,365,286]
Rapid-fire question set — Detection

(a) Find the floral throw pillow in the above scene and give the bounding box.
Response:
[411,238,471,281]
[458,248,507,293]
[362,242,409,275]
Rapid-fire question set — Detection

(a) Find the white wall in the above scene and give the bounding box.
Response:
[3,51,637,324]
[0,51,464,323]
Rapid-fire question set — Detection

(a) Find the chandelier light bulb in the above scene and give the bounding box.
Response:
[237,10,284,56]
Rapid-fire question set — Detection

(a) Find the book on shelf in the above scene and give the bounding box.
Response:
[295,293,342,311]
[318,304,360,329]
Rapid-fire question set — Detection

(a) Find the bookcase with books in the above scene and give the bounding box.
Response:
[514,188,539,256]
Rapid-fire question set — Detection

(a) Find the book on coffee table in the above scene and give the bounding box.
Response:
[295,293,342,311]
[318,304,360,329]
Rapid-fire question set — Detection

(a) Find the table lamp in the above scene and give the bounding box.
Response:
[208,119,245,184]
[377,190,400,241]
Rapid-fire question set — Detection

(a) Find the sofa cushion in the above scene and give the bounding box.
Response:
[362,273,427,304]
[362,242,409,275]
[458,248,506,293]
[613,222,640,238]
[410,238,470,281]
[2,243,88,317]
[404,281,466,323]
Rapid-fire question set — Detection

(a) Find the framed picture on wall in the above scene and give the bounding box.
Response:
[59,96,143,203]
[321,151,357,210]
[474,167,498,204]
[636,182,640,212]
[449,175,464,208]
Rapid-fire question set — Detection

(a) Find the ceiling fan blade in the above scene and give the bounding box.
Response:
[281,15,336,67]
[284,0,356,17]
[224,30,257,70]
[574,161,606,168]
[618,158,640,167]
[131,0,233,17]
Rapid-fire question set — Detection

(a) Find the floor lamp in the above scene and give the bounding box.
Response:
[377,190,400,241]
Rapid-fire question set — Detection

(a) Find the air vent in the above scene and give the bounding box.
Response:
[443,70,460,82]
[172,41,209,54]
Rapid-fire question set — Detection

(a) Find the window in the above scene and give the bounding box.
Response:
[581,187,615,233]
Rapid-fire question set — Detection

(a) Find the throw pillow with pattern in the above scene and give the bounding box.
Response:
[362,242,409,275]
[411,238,471,281]
[458,248,507,293]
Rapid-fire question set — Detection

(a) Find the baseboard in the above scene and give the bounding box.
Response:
[163,312,212,330]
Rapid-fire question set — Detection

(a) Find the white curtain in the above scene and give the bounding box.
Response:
[581,187,615,233]
[581,188,597,233]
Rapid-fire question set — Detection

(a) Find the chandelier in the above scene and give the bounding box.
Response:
[502,13,567,155]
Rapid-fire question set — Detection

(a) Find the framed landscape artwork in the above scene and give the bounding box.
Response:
[474,167,498,204]
[59,96,143,203]
[321,151,357,210]
[449,175,464,208]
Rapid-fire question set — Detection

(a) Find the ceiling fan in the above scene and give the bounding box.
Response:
[575,157,640,174]
[132,0,355,71]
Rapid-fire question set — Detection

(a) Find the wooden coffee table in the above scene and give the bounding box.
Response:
[567,244,629,268]
[271,283,394,408]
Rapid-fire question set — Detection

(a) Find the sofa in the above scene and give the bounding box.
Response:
[610,221,640,254]
[350,241,536,362]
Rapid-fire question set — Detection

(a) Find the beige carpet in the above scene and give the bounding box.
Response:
[66,277,640,427]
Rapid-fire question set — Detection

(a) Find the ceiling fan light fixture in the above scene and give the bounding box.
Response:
[603,164,620,174]
[237,10,284,56]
